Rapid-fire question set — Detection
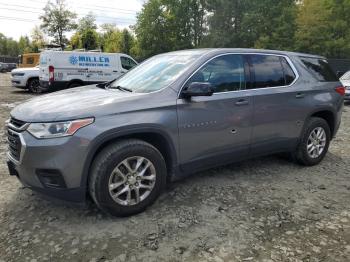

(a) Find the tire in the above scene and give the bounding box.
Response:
[27,78,41,93]
[89,139,167,217]
[293,117,331,166]
[68,82,82,89]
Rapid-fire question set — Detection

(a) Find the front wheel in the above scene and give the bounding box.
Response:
[89,139,167,217]
[293,117,331,166]
[27,78,42,93]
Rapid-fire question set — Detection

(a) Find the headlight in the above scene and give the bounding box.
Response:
[12,73,25,77]
[27,118,94,139]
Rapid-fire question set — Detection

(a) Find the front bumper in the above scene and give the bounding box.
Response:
[11,77,26,88]
[6,128,91,202]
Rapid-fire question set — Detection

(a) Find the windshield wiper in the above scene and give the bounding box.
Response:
[112,85,133,92]
[96,79,116,89]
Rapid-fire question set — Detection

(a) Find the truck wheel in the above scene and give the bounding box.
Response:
[27,78,41,93]
[68,82,82,89]
[293,117,330,166]
[89,139,167,217]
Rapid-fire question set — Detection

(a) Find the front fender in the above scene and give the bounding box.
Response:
[79,124,178,191]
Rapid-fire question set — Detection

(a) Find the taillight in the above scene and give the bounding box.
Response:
[335,86,345,96]
[48,65,54,83]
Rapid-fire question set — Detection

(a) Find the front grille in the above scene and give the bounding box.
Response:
[7,129,21,161]
[7,117,27,162]
[9,117,26,129]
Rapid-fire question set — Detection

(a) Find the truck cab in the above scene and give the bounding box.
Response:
[18,53,40,68]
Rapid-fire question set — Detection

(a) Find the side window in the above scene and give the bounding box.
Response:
[121,57,137,70]
[186,55,246,93]
[300,57,338,82]
[280,57,296,85]
[26,57,34,65]
[250,55,285,88]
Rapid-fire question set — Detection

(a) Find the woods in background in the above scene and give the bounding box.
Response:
[134,0,350,59]
[1,0,350,60]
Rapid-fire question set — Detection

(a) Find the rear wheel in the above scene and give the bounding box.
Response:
[27,78,41,93]
[89,139,167,217]
[293,117,330,166]
[67,82,82,89]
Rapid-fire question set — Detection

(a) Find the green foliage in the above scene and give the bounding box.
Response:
[2,0,350,60]
[98,24,137,56]
[77,12,97,33]
[70,13,99,50]
[40,0,77,48]
[0,33,36,57]
[134,0,350,59]
[133,0,206,59]
[81,29,99,50]
[0,33,19,57]
[18,36,31,54]
[120,29,134,54]
[99,23,122,53]
[31,26,46,52]
[295,0,350,58]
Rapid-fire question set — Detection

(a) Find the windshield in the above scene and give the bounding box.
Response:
[340,71,350,80]
[110,51,203,93]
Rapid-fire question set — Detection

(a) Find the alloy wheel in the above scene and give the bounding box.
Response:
[108,156,156,206]
[307,127,327,158]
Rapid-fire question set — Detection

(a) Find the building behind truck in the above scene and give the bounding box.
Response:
[39,50,138,91]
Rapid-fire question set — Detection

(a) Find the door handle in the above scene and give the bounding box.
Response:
[235,99,249,106]
[295,93,305,99]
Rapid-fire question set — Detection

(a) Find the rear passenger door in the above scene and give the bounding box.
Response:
[247,54,305,156]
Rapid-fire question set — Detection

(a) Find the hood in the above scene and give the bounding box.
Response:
[12,67,39,73]
[10,85,147,122]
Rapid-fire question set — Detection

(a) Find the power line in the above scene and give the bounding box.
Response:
[0,16,38,22]
[0,15,136,26]
[0,2,138,15]
[0,0,140,13]
[0,7,137,23]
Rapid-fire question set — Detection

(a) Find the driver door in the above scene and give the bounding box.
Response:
[177,54,254,173]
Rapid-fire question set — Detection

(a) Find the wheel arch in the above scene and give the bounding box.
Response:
[67,79,84,88]
[81,128,178,193]
[26,76,39,87]
[308,109,336,138]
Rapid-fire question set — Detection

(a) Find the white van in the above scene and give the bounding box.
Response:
[39,51,138,91]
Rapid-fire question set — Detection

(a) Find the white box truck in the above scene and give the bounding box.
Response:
[39,51,138,91]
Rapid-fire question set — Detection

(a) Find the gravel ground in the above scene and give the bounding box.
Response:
[0,72,350,262]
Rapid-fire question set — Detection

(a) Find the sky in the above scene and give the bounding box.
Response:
[0,0,144,40]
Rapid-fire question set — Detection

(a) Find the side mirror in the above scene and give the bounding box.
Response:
[182,82,214,98]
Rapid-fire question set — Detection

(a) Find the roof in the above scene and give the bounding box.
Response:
[164,48,325,59]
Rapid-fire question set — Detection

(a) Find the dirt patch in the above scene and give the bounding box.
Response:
[0,73,349,261]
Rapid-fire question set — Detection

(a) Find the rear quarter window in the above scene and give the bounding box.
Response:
[300,57,338,82]
[249,55,295,88]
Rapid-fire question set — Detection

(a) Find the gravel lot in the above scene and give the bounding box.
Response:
[0,72,350,262]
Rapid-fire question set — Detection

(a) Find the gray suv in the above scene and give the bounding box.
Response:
[7,49,345,216]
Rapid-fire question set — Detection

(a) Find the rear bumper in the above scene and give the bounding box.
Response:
[40,80,68,91]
